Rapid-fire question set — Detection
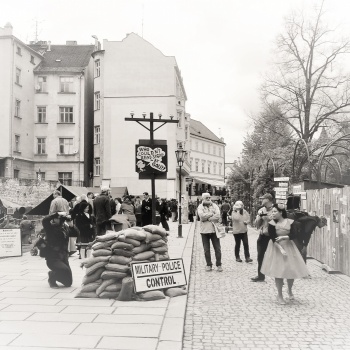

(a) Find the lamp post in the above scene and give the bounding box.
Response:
[175,144,187,238]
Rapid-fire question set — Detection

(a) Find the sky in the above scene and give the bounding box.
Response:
[2,0,350,162]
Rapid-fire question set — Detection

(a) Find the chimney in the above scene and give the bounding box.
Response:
[66,40,77,45]
[47,41,51,51]
[4,22,13,35]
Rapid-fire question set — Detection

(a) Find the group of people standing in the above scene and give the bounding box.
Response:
[197,192,326,304]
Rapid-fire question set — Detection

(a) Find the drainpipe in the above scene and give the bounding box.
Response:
[9,38,15,178]
[78,71,84,185]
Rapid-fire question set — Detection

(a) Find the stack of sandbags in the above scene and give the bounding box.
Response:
[76,225,186,300]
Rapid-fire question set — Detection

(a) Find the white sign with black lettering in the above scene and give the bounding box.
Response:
[274,177,290,182]
[274,187,288,193]
[0,229,22,258]
[131,258,187,293]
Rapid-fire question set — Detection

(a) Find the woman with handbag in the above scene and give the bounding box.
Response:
[261,204,309,305]
[75,202,95,243]
[231,201,253,263]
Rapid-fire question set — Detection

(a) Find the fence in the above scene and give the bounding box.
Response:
[307,187,350,276]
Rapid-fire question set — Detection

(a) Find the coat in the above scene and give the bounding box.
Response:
[93,193,112,224]
[231,209,250,234]
[75,213,95,243]
[197,202,221,234]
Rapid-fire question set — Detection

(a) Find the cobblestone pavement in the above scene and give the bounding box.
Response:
[184,227,350,350]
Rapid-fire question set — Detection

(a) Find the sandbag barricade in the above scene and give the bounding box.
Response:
[76,225,186,300]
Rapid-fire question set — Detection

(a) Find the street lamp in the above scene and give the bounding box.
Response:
[175,144,187,238]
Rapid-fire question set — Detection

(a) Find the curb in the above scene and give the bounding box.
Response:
[156,221,196,350]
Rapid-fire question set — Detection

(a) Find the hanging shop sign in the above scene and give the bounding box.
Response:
[278,182,289,188]
[131,258,187,293]
[135,140,168,180]
[0,229,22,258]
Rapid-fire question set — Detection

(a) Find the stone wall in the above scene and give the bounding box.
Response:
[0,178,58,207]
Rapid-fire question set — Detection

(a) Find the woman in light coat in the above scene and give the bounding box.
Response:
[231,201,253,263]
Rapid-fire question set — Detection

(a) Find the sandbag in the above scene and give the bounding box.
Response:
[86,261,108,275]
[157,253,170,261]
[101,270,127,280]
[96,279,117,295]
[81,280,102,293]
[139,290,165,301]
[109,255,132,265]
[112,249,134,258]
[105,283,122,292]
[95,231,120,242]
[132,243,150,254]
[145,232,163,244]
[82,256,110,268]
[149,239,166,248]
[164,287,187,298]
[92,248,112,257]
[117,276,134,301]
[92,241,114,250]
[105,263,130,273]
[75,291,98,298]
[133,251,155,261]
[111,242,133,250]
[124,228,147,241]
[99,291,119,299]
[82,267,105,284]
[152,246,168,254]
[142,225,167,237]
[123,238,141,247]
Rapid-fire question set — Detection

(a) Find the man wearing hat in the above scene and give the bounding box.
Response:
[141,192,152,226]
[93,186,112,235]
[251,193,274,282]
[197,193,223,272]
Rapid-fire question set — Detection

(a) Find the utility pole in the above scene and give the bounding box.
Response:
[125,112,178,224]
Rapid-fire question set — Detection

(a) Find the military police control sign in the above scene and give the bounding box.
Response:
[131,258,187,293]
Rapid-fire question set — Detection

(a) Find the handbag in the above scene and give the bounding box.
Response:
[214,223,226,239]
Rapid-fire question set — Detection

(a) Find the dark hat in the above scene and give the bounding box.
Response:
[260,193,273,201]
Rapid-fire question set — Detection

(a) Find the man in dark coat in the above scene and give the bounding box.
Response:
[159,198,170,231]
[93,186,112,235]
[141,192,152,226]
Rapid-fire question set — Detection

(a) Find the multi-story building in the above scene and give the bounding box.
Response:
[189,119,226,199]
[92,33,190,198]
[0,23,95,186]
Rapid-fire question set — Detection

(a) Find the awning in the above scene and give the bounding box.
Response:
[192,177,225,188]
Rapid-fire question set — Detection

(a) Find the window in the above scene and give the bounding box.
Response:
[219,163,222,175]
[37,76,47,92]
[195,160,199,172]
[30,55,35,64]
[95,60,100,77]
[16,68,21,85]
[14,135,20,152]
[59,138,73,154]
[59,107,73,123]
[58,172,72,186]
[16,46,22,55]
[37,107,46,123]
[15,99,21,117]
[94,92,100,110]
[190,158,193,171]
[14,169,19,179]
[214,162,217,174]
[94,125,100,144]
[219,147,222,157]
[59,76,74,93]
[36,172,45,181]
[95,158,100,176]
[201,161,205,173]
[177,111,182,128]
[208,161,211,174]
[37,138,46,154]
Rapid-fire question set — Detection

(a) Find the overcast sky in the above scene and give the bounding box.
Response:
[2,0,350,162]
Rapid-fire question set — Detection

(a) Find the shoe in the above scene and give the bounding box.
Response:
[245,258,253,263]
[205,266,212,272]
[276,296,287,305]
[236,258,243,262]
[48,272,59,289]
[217,266,223,272]
[288,292,295,300]
[251,276,265,282]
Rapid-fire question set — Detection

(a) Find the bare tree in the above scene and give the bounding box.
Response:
[262,2,350,143]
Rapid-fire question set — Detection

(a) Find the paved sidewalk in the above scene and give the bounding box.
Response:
[184,227,350,350]
[0,221,195,350]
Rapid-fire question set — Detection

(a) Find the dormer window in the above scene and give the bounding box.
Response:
[16,46,21,55]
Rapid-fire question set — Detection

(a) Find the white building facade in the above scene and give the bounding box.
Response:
[92,33,190,198]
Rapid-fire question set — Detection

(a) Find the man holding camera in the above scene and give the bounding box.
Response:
[251,193,274,282]
[42,212,76,288]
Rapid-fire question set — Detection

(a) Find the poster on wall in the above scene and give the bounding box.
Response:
[333,210,339,223]
[0,229,22,258]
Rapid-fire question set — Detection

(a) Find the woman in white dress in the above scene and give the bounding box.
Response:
[261,203,308,304]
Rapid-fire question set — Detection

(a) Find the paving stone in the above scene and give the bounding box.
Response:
[157,340,182,350]
[94,314,163,324]
[61,306,115,314]
[159,317,184,341]
[56,298,115,306]
[0,312,33,321]
[113,306,166,315]
[73,322,161,337]
[0,291,57,299]
[27,312,97,322]
[1,304,66,313]
[96,336,158,350]
[0,333,19,346]
[0,320,78,334]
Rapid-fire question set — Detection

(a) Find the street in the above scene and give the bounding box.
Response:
[184,227,350,350]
